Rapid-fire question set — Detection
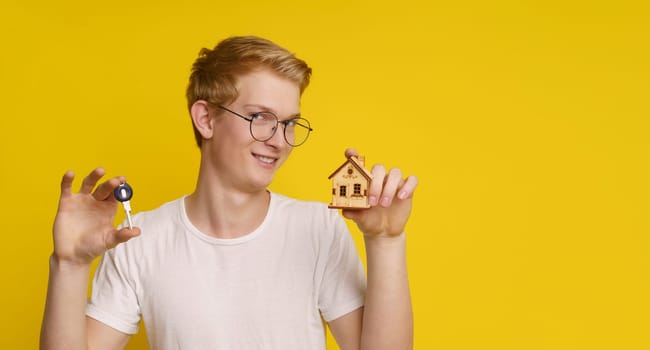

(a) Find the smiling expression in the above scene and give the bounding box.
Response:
[202,68,302,192]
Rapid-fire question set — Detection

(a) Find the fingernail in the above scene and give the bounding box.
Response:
[398,190,407,199]
[369,196,378,205]
[381,196,391,207]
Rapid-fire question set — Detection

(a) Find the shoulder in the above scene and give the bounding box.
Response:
[270,192,339,223]
[116,197,186,250]
[269,192,349,244]
[131,197,184,230]
[108,197,186,260]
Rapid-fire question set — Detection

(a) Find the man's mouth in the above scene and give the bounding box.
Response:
[253,153,277,164]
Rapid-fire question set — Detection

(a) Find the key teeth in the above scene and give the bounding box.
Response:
[126,214,134,230]
[122,201,132,211]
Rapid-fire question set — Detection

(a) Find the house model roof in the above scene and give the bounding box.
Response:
[328,155,373,180]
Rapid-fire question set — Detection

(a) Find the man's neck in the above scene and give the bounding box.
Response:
[184,182,270,239]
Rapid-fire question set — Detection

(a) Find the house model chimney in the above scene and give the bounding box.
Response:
[357,156,365,168]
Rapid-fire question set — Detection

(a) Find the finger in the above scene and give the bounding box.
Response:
[93,176,126,201]
[368,164,386,206]
[344,148,359,159]
[79,168,106,194]
[60,170,75,198]
[397,175,419,200]
[378,168,403,207]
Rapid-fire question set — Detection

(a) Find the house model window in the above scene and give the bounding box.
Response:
[328,155,373,209]
[353,183,362,195]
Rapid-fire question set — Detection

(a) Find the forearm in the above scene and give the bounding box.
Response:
[40,255,91,350]
[360,233,413,350]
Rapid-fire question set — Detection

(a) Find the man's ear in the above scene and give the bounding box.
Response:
[190,100,214,140]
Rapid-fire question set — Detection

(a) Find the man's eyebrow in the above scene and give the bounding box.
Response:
[242,104,301,119]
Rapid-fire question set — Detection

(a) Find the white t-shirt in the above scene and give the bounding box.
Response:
[87,192,366,349]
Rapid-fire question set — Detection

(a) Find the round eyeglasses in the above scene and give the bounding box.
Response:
[217,105,313,147]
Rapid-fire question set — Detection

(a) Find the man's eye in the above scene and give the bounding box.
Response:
[250,113,265,120]
[284,119,297,127]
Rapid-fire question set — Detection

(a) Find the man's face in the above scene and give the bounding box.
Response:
[204,68,302,192]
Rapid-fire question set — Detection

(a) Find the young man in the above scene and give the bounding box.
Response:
[41,36,418,350]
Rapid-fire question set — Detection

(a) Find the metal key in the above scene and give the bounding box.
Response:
[114,182,134,229]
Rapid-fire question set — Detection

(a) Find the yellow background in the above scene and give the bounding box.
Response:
[1,0,649,349]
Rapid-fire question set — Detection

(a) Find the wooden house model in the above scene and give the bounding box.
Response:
[328,155,373,209]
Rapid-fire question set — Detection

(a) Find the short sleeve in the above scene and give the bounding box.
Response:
[86,245,141,335]
[318,213,367,322]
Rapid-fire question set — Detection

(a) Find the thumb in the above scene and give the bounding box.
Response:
[341,209,363,222]
[106,227,141,248]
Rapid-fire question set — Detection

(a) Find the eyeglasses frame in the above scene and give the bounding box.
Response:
[216,105,313,147]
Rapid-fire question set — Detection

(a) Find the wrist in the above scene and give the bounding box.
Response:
[363,231,406,246]
[49,254,93,272]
